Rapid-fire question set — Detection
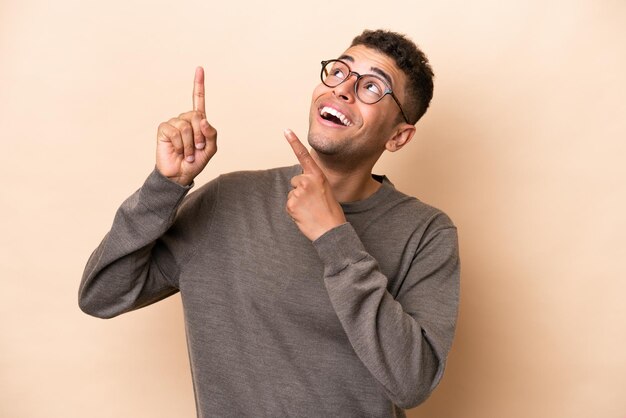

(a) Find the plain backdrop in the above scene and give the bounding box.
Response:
[1,1,625,417]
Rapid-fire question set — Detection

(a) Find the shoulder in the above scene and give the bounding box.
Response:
[378,179,456,234]
[171,165,300,231]
[187,165,299,199]
[179,165,301,215]
[214,165,300,201]
[379,185,459,281]
[218,165,300,188]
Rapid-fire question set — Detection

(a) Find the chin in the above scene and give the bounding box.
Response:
[307,131,341,156]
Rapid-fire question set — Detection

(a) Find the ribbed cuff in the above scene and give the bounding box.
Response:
[312,223,368,277]
[137,168,193,221]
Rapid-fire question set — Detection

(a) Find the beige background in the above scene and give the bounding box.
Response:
[1,0,625,417]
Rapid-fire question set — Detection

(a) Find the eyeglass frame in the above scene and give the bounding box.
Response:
[320,59,410,124]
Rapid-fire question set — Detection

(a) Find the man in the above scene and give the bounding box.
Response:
[79,29,460,417]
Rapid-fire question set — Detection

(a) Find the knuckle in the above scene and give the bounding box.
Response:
[157,123,169,136]
[180,124,192,136]
[203,123,216,136]
[167,129,179,142]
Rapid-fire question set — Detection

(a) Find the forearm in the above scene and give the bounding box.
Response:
[314,223,460,408]
[78,168,191,318]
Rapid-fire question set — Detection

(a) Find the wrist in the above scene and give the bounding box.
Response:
[311,219,348,242]
[169,175,194,187]
[154,167,194,189]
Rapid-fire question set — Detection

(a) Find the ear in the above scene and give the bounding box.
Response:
[385,124,416,152]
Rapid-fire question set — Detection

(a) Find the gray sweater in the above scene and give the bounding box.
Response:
[79,165,460,417]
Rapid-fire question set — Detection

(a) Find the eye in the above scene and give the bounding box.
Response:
[358,76,386,101]
[331,67,346,79]
[364,81,381,95]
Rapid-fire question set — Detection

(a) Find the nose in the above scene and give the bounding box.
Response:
[332,73,358,103]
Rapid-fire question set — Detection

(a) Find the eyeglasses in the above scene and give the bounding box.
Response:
[320,59,409,124]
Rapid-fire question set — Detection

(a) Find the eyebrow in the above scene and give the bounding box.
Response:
[338,54,394,87]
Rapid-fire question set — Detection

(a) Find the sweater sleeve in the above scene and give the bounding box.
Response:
[78,168,195,319]
[312,220,460,408]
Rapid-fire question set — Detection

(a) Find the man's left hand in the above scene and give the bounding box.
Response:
[284,129,347,241]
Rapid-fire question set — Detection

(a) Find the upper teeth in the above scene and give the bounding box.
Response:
[320,106,352,126]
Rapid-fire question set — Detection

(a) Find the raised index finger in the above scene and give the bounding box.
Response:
[193,66,206,115]
[284,129,321,175]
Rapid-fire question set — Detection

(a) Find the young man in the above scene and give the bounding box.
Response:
[79,30,460,417]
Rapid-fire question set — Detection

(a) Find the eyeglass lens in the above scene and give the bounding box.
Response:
[322,61,388,105]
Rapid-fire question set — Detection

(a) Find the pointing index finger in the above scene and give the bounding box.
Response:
[284,129,320,175]
[193,66,206,115]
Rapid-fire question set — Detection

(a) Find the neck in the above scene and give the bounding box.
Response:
[310,150,382,203]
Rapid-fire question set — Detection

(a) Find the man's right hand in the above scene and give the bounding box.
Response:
[156,67,217,186]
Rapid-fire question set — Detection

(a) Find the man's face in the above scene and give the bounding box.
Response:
[307,44,409,164]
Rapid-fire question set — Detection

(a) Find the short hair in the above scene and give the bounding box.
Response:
[351,29,434,124]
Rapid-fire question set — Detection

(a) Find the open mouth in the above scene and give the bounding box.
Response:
[319,106,353,127]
